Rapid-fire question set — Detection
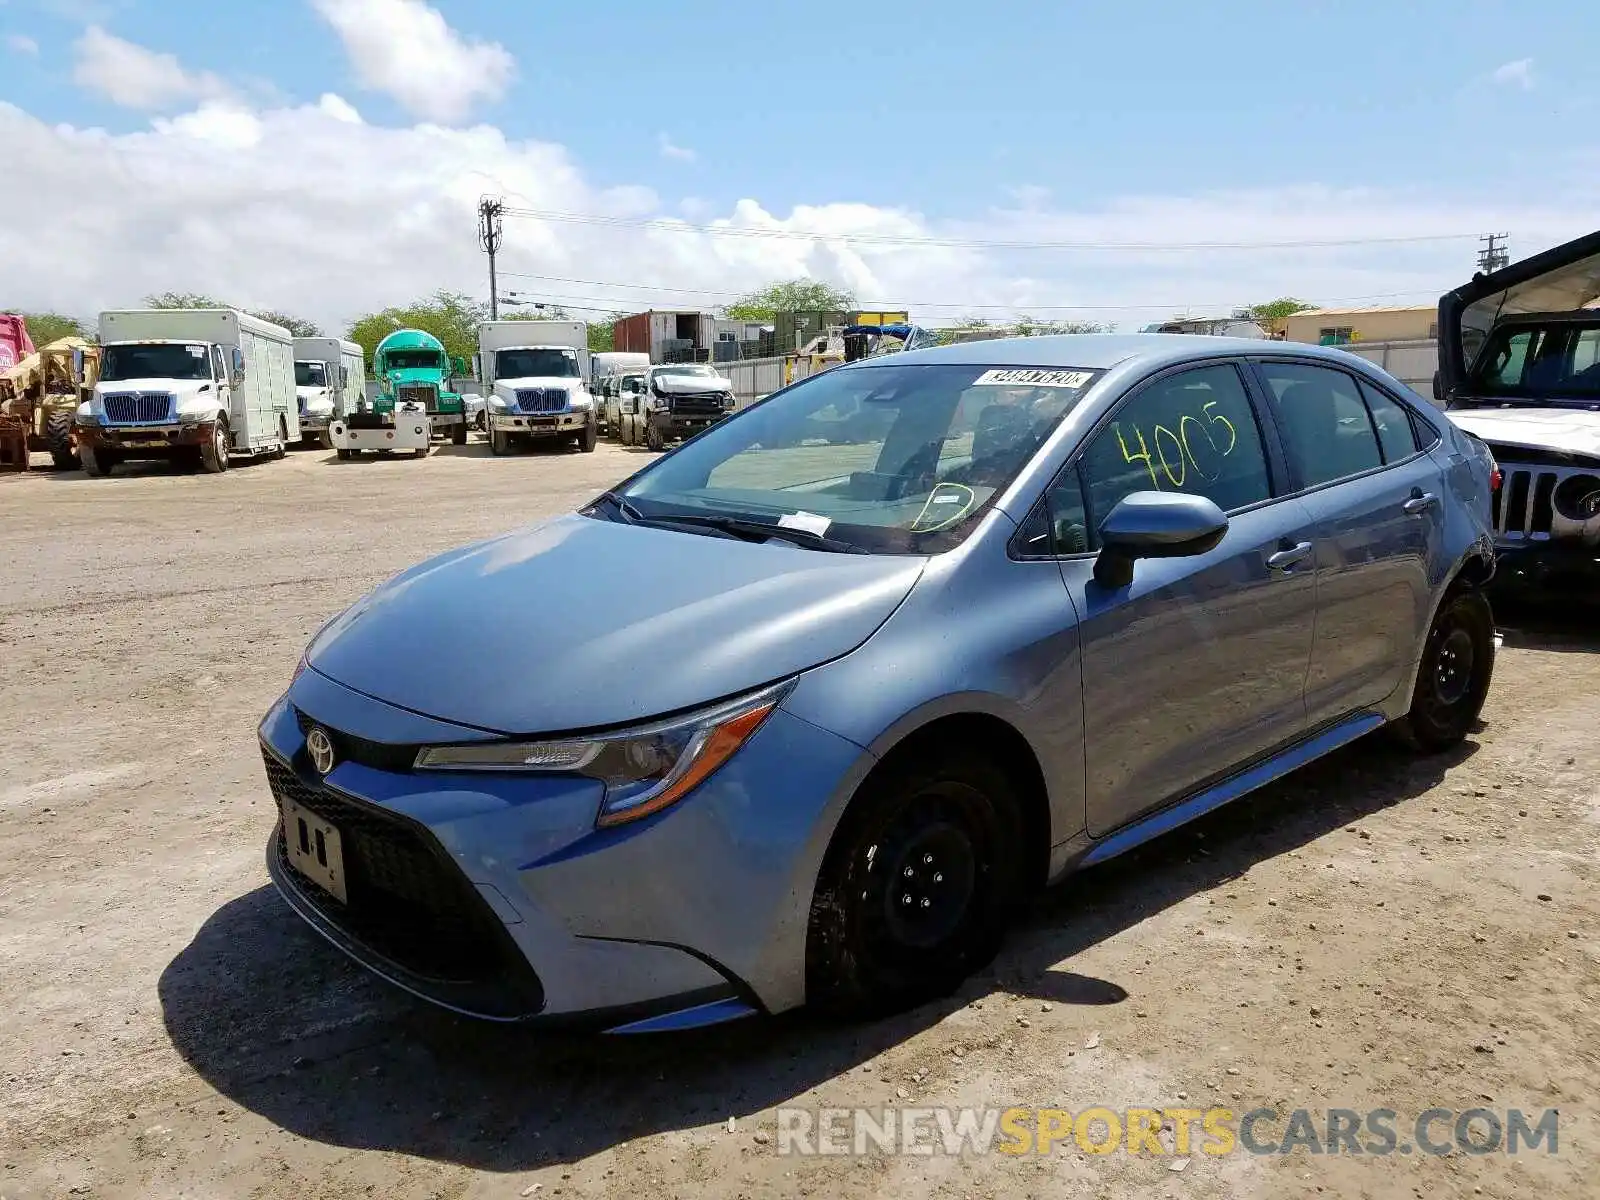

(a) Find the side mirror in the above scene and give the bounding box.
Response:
[1431,371,1444,405]
[1092,491,1229,589]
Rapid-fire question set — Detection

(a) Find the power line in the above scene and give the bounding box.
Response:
[491,270,1444,313]
[496,204,1482,253]
[477,197,504,320]
[1477,232,1510,273]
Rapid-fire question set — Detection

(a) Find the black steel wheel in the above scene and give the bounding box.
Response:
[1392,585,1495,753]
[806,751,1023,1018]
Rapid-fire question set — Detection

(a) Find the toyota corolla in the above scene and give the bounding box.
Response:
[259,334,1498,1033]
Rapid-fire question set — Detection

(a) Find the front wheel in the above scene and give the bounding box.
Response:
[489,426,509,456]
[80,444,116,477]
[806,751,1024,1018]
[451,419,468,446]
[200,419,230,473]
[336,448,354,460]
[645,420,664,451]
[46,410,76,469]
[1392,585,1495,753]
[579,417,598,453]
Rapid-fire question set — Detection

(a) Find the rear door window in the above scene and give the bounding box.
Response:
[1356,379,1420,463]
[1257,361,1383,488]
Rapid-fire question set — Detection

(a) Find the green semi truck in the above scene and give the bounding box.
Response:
[347,329,469,453]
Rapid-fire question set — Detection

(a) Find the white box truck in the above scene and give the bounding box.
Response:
[292,337,366,449]
[79,309,297,476]
[477,320,598,455]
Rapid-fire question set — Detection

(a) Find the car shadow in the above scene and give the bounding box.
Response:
[1492,600,1600,655]
[158,732,1473,1171]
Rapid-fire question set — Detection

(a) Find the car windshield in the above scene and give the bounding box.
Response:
[652,365,719,381]
[101,343,213,382]
[622,374,645,392]
[1470,321,1600,400]
[383,350,443,371]
[295,361,326,387]
[497,347,580,378]
[615,362,1102,553]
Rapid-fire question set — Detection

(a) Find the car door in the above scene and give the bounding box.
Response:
[1250,359,1443,724]
[1045,361,1320,838]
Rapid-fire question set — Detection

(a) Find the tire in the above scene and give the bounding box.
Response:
[336,448,354,460]
[645,420,664,452]
[475,410,487,432]
[46,410,76,470]
[619,419,634,447]
[579,417,598,453]
[489,426,509,456]
[1391,585,1495,753]
[79,443,114,477]
[451,419,468,446]
[275,417,289,458]
[806,750,1024,1018]
[319,429,334,451]
[414,446,428,458]
[200,418,230,473]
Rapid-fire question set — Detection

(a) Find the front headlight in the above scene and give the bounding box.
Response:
[489,395,509,410]
[178,409,211,424]
[414,680,791,827]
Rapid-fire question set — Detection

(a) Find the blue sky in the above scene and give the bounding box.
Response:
[0,0,1595,330]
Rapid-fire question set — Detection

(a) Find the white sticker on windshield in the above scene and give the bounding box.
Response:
[778,511,832,536]
[973,368,1093,389]
[187,345,206,358]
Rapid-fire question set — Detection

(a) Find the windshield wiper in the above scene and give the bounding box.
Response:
[588,491,646,523]
[655,513,869,554]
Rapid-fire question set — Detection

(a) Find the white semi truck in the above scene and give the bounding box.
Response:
[477,320,598,455]
[292,336,365,449]
[78,309,297,476]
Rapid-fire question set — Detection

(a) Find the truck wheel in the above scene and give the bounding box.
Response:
[489,426,508,456]
[451,419,468,446]
[200,418,230,474]
[645,421,665,451]
[579,417,598,453]
[336,448,354,460]
[319,429,334,451]
[618,420,633,446]
[80,444,115,477]
[46,410,77,470]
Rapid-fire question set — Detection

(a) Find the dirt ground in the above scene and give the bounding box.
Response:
[1,436,1596,1200]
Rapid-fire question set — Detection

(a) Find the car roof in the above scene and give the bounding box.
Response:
[849,332,1366,374]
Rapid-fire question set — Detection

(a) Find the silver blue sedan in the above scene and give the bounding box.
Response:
[259,334,1499,1032]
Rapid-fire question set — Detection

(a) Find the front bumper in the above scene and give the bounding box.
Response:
[492,411,591,436]
[299,412,332,433]
[656,410,731,439]
[1489,542,1600,598]
[257,667,867,1026]
[75,421,211,452]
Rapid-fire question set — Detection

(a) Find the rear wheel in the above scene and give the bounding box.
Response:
[200,418,230,473]
[46,410,76,470]
[806,751,1024,1018]
[1392,585,1495,753]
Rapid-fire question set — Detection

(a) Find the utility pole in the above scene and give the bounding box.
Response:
[478,196,504,319]
[1478,232,1510,274]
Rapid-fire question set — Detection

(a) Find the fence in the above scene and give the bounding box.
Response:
[1326,338,1439,401]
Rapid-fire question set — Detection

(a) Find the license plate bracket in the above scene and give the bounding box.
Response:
[280,796,348,903]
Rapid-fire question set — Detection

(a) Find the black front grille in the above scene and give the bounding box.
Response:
[397,384,437,408]
[262,751,543,1014]
[669,392,727,416]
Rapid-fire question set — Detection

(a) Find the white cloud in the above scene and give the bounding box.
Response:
[1491,57,1534,89]
[658,133,696,162]
[5,33,40,56]
[310,0,514,124]
[1,95,1596,341]
[71,25,229,110]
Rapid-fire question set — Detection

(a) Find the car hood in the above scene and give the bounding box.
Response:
[297,385,332,407]
[1446,407,1600,462]
[494,377,585,401]
[307,512,927,734]
[653,372,732,395]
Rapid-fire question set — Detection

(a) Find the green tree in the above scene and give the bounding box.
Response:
[724,278,857,321]
[587,319,615,354]
[250,310,323,337]
[14,311,88,344]
[1242,297,1318,334]
[346,290,488,368]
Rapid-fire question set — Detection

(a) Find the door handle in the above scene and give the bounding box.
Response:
[1266,541,1313,571]
[1403,492,1438,515]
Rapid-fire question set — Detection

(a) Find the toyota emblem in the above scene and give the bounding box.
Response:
[306,726,337,776]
